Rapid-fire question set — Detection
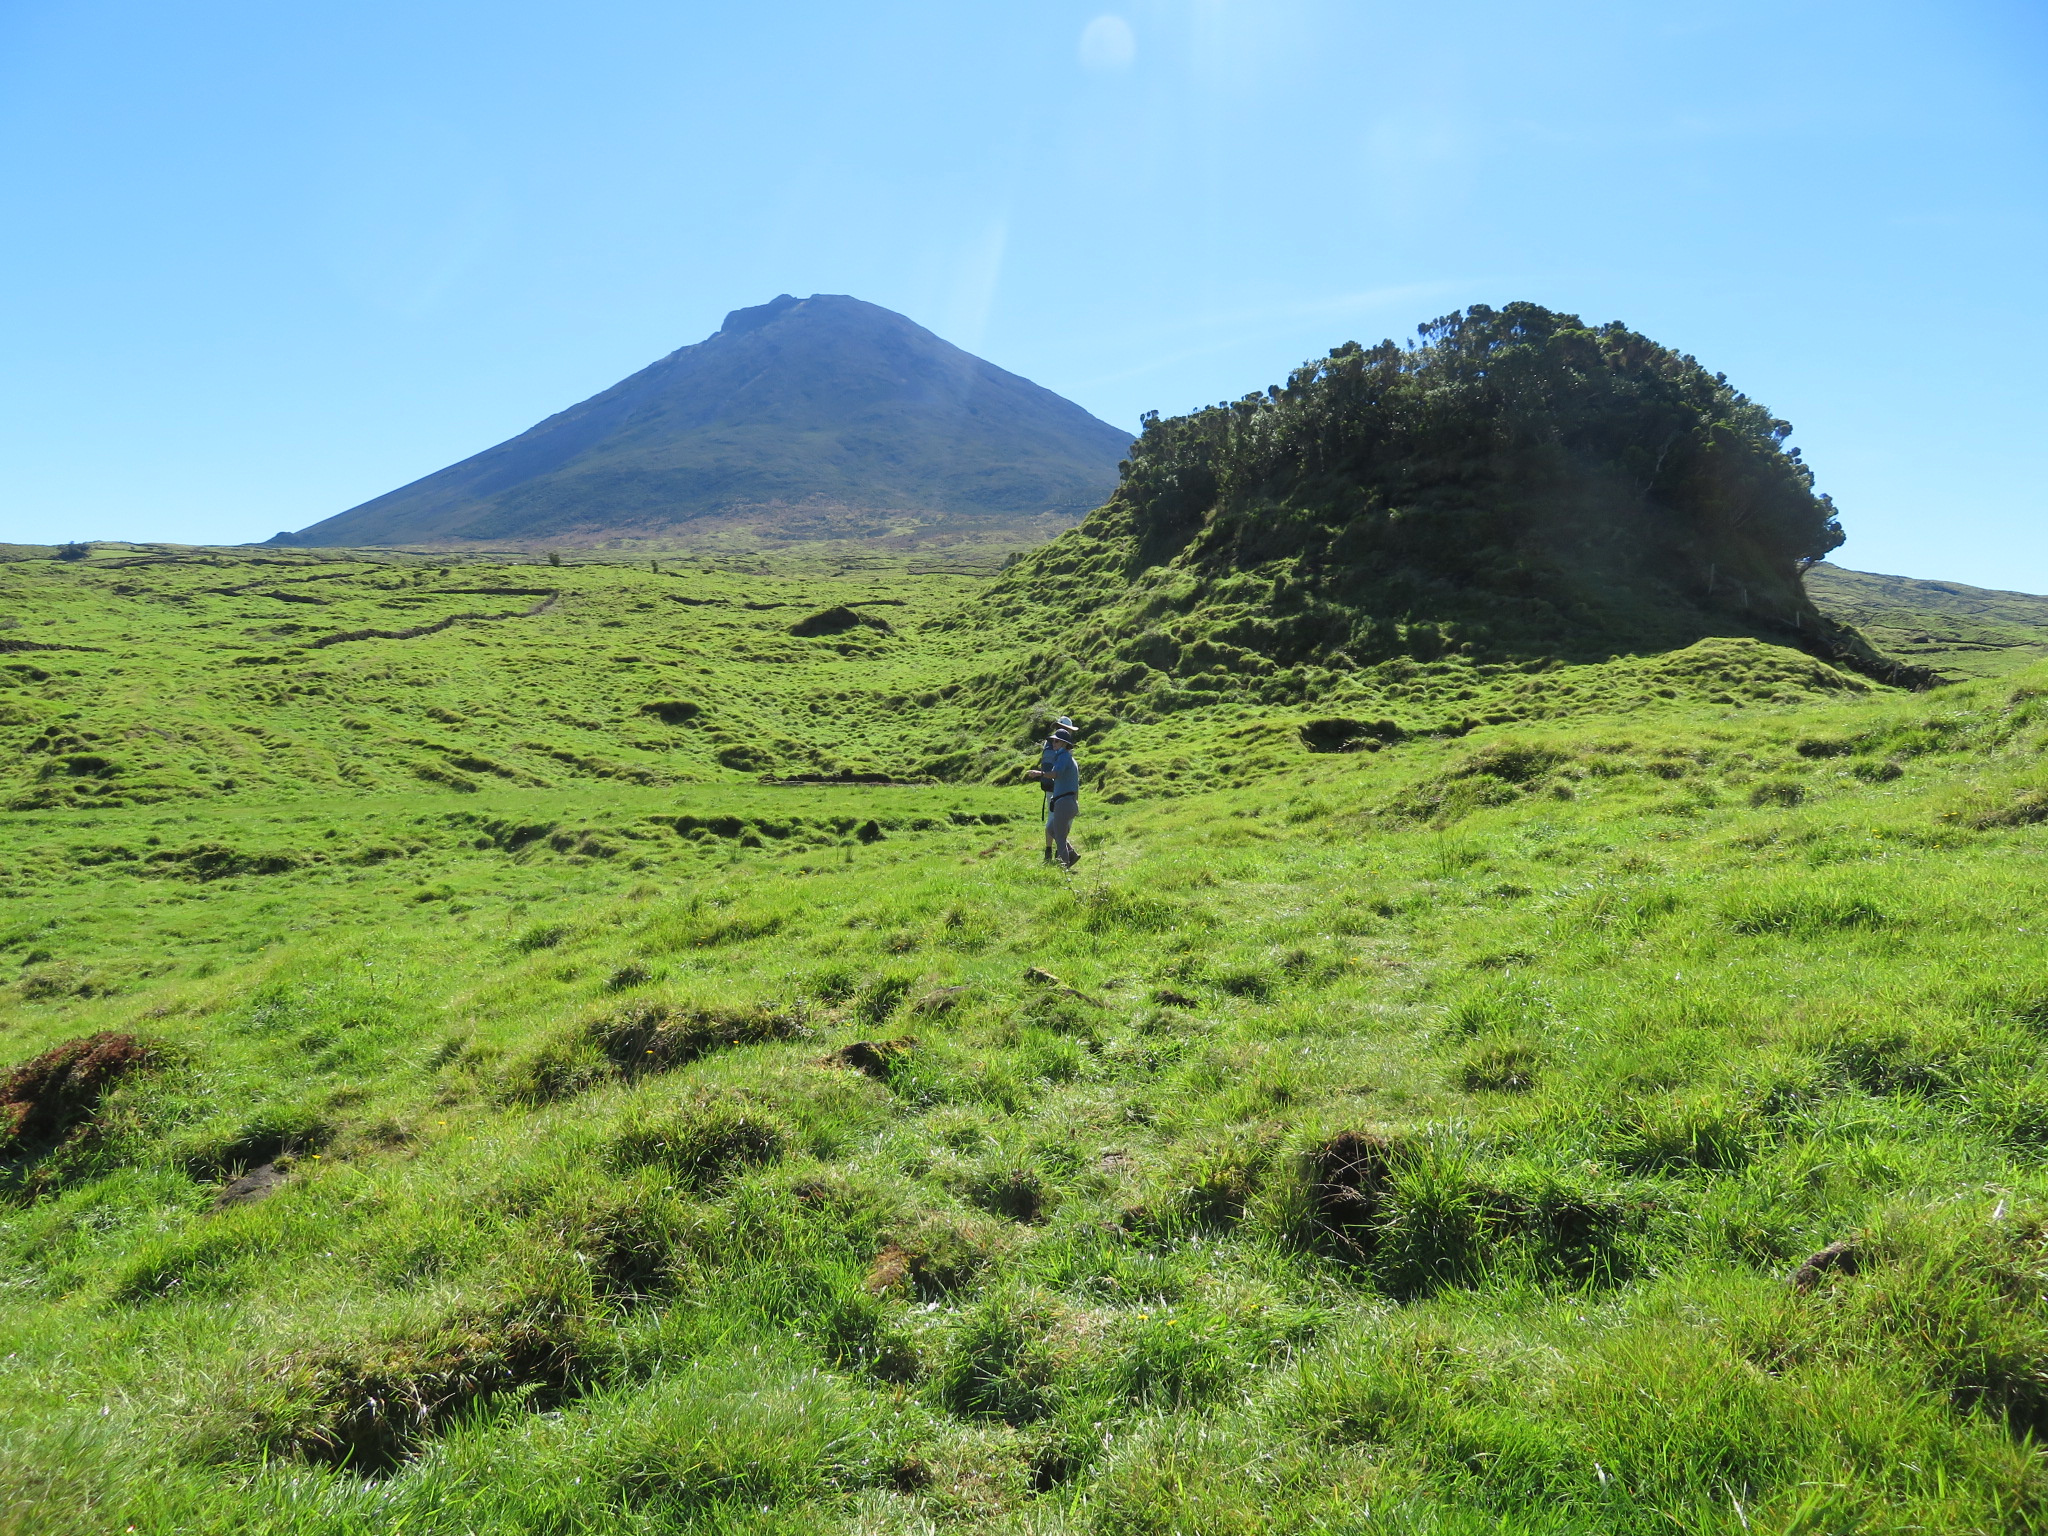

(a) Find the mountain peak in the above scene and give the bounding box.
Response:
[719,293,802,335]
[271,297,1131,548]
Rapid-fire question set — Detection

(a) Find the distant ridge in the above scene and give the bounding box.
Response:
[1804,563,2048,679]
[271,295,1132,548]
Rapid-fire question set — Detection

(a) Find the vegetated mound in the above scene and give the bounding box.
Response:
[270,294,1132,548]
[957,302,1928,726]
[789,605,893,638]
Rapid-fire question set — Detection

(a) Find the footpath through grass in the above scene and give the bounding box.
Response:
[4,551,2048,1533]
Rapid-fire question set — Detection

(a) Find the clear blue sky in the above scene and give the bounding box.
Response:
[1,1,2042,587]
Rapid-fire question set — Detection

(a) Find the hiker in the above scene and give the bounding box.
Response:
[1025,718,1081,869]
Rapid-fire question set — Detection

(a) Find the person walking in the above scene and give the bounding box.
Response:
[1026,718,1081,870]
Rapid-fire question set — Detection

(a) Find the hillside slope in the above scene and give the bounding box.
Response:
[272,296,1132,549]
[5,552,2048,1533]
[1806,561,2048,679]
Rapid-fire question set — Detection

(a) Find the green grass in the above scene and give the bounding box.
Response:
[5,548,2048,1532]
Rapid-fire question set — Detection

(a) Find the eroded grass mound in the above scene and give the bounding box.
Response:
[0,1031,150,1159]
[214,1296,611,1476]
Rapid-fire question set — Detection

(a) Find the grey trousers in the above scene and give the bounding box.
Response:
[1045,795,1077,865]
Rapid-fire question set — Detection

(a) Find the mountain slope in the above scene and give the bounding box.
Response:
[1805,562,2048,679]
[272,295,1132,548]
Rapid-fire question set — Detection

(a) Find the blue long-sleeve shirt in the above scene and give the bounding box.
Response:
[1038,743,1079,799]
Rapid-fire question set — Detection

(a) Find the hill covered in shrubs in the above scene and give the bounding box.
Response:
[959,303,1925,735]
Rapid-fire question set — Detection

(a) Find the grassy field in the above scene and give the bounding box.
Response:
[5,547,2048,1533]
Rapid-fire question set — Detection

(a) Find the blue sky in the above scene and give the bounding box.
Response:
[1,0,2042,587]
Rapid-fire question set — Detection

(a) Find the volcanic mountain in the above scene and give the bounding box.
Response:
[270,294,1132,547]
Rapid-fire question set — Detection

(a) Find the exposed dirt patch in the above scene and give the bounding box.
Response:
[864,1220,999,1299]
[1791,1238,1860,1292]
[1302,1130,1397,1260]
[0,1032,152,1159]
[865,1242,913,1293]
[825,1037,917,1079]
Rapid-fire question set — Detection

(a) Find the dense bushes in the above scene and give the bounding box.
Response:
[962,303,1928,731]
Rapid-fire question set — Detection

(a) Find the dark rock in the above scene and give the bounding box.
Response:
[212,1162,287,1210]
